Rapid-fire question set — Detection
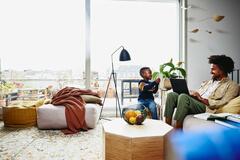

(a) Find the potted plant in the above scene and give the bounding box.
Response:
[0,80,16,106]
[152,58,186,90]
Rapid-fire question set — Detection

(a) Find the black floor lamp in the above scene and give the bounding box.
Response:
[99,46,131,120]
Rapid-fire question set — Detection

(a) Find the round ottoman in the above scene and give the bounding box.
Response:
[3,99,44,128]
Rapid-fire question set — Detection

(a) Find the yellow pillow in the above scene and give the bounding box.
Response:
[216,96,240,114]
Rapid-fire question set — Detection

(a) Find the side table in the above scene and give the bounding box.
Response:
[102,118,173,160]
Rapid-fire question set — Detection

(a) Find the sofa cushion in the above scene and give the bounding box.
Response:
[183,115,225,132]
[216,96,240,114]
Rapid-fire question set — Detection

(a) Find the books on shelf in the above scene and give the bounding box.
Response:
[215,119,240,129]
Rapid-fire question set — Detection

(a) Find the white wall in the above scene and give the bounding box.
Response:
[187,0,240,90]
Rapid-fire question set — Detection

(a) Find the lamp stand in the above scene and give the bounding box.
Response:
[98,46,130,120]
[99,63,122,120]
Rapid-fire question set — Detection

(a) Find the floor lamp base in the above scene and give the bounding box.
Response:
[99,72,122,120]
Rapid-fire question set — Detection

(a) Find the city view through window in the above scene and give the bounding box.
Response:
[0,0,179,111]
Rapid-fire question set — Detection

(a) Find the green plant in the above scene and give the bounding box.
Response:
[152,58,186,79]
[0,80,16,99]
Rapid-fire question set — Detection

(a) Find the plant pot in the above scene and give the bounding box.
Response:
[160,78,172,90]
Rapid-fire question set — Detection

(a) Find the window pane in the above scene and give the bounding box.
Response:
[0,0,85,96]
[91,0,179,108]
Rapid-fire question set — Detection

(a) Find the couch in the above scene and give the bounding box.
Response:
[183,95,240,132]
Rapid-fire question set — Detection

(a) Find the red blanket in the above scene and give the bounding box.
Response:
[51,87,99,134]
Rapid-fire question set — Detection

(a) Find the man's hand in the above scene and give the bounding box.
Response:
[190,91,201,98]
[155,78,161,84]
[190,91,201,100]
[200,98,209,106]
[190,91,209,105]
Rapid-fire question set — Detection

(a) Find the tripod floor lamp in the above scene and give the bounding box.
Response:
[99,46,131,120]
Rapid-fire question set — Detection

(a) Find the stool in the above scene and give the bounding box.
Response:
[3,99,45,127]
[37,103,101,129]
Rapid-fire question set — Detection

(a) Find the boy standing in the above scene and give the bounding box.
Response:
[138,67,161,119]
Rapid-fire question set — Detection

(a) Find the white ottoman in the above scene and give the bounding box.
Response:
[37,103,101,129]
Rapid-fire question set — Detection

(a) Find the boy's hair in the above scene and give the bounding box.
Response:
[140,67,151,78]
[208,55,234,74]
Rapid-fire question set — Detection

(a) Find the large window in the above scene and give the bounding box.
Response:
[91,0,179,102]
[0,0,85,90]
[0,0,179,104]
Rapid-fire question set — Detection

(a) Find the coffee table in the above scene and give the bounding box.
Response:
[102,118,173,160]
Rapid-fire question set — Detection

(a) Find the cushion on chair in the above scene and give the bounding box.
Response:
[37,103,101,129]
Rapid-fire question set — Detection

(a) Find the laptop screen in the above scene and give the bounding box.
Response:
[170,78,190,95]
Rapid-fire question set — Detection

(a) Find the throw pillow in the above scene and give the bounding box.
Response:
[81,95,102,105]
[216,96,240,114]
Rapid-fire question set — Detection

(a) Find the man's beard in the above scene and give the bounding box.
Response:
[212,75,220,81]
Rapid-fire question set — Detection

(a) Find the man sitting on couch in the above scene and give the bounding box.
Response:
[164,55,239,129]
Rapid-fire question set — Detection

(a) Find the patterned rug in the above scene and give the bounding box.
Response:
[0,121,104,160]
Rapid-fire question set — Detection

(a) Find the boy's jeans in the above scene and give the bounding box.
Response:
[138,99,158,120]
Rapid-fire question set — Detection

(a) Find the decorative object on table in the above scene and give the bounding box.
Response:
[99,46,131,120]
[152,58,186,90]
[122,104,147,125]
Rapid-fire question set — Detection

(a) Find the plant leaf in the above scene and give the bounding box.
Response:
[163,62,175,69]
[176,67,186,78]
[160,64,164,73]
[161,71,170,78]
[152,72,159,80]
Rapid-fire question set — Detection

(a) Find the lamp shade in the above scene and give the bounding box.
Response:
[119,49,131,61]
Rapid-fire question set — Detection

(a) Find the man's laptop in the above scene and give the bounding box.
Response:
[170,78,190,95]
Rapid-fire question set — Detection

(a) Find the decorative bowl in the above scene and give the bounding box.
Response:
[122,105,147,125]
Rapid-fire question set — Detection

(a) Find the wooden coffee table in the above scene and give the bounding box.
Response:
[102,118,173,160]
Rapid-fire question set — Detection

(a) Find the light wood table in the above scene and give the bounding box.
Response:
[102,118,173,160]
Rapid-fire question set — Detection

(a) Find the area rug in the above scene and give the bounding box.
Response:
[0,121,104,160]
